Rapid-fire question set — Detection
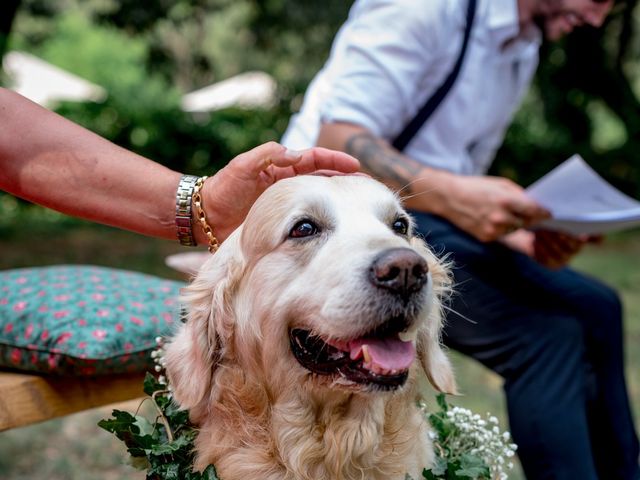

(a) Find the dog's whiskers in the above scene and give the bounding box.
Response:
[399,187,439,203]
[441,304,476,324]
[316,341,330,361]
[394,179,423,197]
[394,180,438,203]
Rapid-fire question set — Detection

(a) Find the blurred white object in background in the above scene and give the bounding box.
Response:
[2,52,275,113]
[2,51,107,107]
[181,71,277,112]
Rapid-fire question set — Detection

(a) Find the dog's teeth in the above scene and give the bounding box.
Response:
[362,345,371,364]
[398,329,418,342]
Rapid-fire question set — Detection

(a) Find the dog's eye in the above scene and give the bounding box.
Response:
[289,220,319,238]
[392,217,409,235]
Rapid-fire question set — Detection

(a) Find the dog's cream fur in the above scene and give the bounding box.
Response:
[165,175,456,480]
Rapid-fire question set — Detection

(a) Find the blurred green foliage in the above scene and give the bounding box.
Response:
[1,0,353,174]
[1,0,640,194]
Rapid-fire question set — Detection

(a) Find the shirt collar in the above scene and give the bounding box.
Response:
[487,0,519,32]
[486,0,541,48]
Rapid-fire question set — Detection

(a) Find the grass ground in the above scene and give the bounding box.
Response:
[0,208,638,480]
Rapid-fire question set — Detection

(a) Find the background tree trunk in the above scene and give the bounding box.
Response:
[0,0,21,61]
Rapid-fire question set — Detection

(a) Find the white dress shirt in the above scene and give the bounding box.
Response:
[282,0,541,176]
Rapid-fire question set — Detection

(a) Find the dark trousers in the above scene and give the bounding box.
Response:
[411,212,640,480]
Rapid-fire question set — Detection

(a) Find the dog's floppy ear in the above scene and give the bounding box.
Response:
[165,231,245,417]
[417,323,457,395]
[411,237,458,395]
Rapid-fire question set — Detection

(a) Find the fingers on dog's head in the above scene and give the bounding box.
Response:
[165,232,246,413]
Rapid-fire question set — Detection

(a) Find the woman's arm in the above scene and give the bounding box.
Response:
[0,87,183,240]
[0,88,359,245]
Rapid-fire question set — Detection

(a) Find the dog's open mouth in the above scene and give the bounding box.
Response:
[289,321,415,390]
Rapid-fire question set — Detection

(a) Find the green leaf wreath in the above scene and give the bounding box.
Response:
[99,373,219,480]
[100,342,517,480]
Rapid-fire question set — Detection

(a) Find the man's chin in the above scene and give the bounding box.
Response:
[535,15,574,42]
[546,23,575,41]
[544,29,566,41]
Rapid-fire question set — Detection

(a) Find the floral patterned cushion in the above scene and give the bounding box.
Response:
[0,265,184,375]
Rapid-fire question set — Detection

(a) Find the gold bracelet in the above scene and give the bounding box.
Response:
[192,176,220,253]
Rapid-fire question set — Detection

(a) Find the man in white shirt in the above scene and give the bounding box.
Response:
[283,0,640,478]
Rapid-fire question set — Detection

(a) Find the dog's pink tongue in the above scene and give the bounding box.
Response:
[349,337,415,371]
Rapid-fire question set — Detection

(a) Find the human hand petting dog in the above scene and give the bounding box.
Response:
[194,142,359,245]
[168,144,360,273]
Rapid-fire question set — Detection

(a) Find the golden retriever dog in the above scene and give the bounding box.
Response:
[165,174,456,480]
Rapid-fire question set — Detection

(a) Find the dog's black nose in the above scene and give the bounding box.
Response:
[370,248,429,296]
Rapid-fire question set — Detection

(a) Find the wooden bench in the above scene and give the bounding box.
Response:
[0,370,145,431]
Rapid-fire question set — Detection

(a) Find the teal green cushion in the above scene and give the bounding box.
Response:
[0,265,184,375]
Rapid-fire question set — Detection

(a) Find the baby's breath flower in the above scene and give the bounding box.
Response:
[423,394,518,479]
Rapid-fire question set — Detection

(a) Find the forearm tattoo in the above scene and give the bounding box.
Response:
[344,132,423,191]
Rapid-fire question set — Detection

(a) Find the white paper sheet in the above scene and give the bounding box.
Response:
[525,155,640,235]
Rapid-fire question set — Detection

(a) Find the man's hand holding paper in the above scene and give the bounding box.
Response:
[525,155,640,235]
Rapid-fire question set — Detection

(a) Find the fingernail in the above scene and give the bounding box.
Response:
[284,148,305,159]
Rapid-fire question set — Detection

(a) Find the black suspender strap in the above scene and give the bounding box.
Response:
[391,0,477,152]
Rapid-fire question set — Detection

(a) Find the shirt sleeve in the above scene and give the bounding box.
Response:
[320,0,452,140]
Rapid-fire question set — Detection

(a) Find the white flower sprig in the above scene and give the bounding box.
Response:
[150,335,169,387]
[420,395,518,480]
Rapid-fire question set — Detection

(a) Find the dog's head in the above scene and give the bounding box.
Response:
[166,175,456,416]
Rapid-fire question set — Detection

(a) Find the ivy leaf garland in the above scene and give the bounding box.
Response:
[100,373,515,480]
[98,373,220,480]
